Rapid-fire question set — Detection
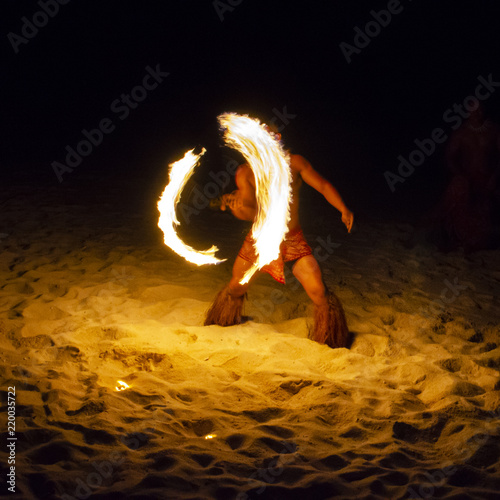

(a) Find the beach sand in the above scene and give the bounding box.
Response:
[1,178,499,499]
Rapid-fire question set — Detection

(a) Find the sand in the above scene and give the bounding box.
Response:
[1,178,499,500]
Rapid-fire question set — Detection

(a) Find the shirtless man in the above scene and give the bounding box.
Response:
[438,103,500,251]
[204,128,354,348]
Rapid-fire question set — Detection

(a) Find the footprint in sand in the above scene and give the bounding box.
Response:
[468,331,484,343]
[27,440,94,465]
[121,431,151,450]
[191,418,215,437]
[392,419,446,444]
[279,379,313,395]
[66,401,106,417]
[47,283,68,297]
[100,346,169,371]
[243,407,285,423]
[135,474,193,492]
[225,433,246,450]
[436,358,462,373]
[256,424,295,439]
[339,426,369,440]
[340,466,387,483]
[15,428,61,453]
[452,381,485,397]
[479,342,497,353]
[190,453,215,467]
[56,345,82,362]
[46,369,59,379]
[379,451,417,468]
[64,423,116,445]
[145,451,177,471]
[465,435,500,468]
[380,470,409,486]
[312,454,348,471]
[256,437,298,454]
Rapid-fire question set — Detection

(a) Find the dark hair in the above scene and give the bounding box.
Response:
[264,119,280,134]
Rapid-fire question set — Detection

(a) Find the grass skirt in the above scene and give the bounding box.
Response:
[204,287,244,327]
[310,291,349,348]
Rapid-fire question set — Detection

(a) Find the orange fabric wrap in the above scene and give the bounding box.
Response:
[237,228,312,284]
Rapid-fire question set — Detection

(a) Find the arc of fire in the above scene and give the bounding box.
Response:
[157,148,226,266]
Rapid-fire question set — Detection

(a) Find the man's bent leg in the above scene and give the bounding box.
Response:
[292,255,349,348]
[204,256,254,326]
[292,255,327,306]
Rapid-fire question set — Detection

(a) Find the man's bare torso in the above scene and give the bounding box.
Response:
[235,154,304,230]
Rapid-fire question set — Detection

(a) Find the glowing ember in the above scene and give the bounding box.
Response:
[157,148,226,266]
[204,434,217,440]
[218,113,291,284]
[115,380,130,391]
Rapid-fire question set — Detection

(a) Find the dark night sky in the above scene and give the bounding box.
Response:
[2,0,500,218]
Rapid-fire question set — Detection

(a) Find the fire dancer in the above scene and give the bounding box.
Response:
[205,126,354,348]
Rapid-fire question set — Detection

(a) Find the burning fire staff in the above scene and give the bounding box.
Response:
[205,124,354,349]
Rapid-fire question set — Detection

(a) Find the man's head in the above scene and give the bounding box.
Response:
[263,121,282,142]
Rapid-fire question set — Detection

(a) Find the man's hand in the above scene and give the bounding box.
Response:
[220,191,243,212]
[342,209,354,233]
[219,188,257,221]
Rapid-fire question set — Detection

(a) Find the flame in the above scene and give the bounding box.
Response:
[218,113,291,284]
[157,148,226,266]
[115,380,130,391]
[204,433,217,439]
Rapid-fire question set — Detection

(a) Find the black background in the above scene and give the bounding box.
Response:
[2,0,500,219]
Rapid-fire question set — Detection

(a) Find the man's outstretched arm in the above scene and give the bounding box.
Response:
[292,154,354,232]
